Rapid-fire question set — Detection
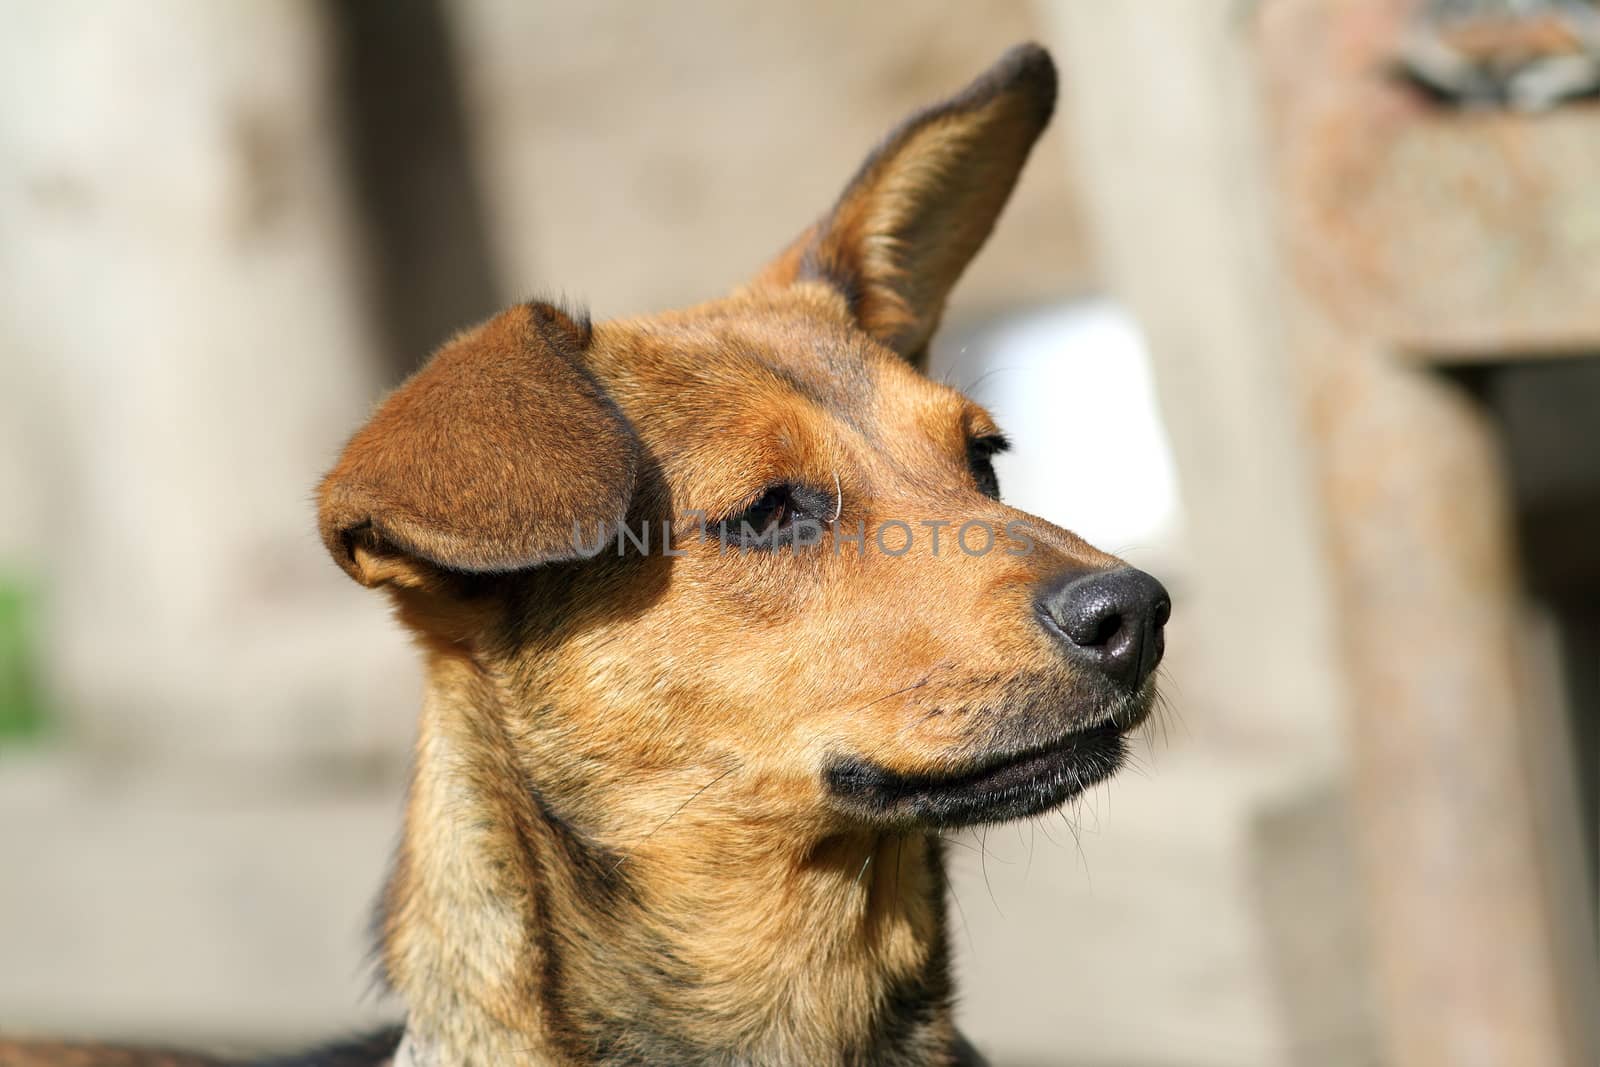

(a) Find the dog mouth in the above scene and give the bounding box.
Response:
[823,695,1150,829]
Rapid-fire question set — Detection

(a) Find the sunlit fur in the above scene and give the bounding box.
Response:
[365,282,1129,1064]
[328,42,1139,1067]
[3,43,1154,1067]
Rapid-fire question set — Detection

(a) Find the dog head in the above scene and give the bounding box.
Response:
[318,44,1167,839]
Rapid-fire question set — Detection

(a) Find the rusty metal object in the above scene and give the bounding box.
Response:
[1401,0,1600,109]
[1296,331,1579,1067]
[1258,2,1600,1064]
[1261,0,1600,356]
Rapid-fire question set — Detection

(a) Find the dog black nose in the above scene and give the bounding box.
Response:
[1038,568,1170,688]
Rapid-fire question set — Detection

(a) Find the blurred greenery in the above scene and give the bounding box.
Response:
[0,574,51,742]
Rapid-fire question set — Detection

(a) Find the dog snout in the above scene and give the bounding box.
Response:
[1037,568,1170,689]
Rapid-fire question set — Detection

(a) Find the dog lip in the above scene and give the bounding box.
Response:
[824,713,1136,829]
[902,719,1122,793]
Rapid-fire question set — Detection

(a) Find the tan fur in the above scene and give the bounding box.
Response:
[330,45,1122,1066]
[754,45,1057,364]
[8,43,1151,1067]
[320,302,635,579]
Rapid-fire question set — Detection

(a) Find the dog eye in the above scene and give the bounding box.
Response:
[720,485,795,548]
[967,435,1007,500]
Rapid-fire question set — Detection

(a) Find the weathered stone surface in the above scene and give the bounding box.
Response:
[1258,4,1600,1064]
[0,753,399,1053]
[1251,786,1382,1067]
[0,0,420,767]
[1260,0,1600,357]
[449,0,1093,320]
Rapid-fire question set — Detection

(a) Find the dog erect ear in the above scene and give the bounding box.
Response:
[757,43,1057,365]
[318,302,637,588]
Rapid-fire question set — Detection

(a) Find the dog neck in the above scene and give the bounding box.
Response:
[378,656,962,1067]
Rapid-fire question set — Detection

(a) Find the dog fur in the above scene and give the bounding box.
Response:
[3,43,1165,1067]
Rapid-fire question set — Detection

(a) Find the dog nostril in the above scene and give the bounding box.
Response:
[1039,567,1171,688]
[1063,599,1126,649]
[1082,611,1123,648]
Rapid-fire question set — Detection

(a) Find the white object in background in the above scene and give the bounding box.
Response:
[963,300,1183,560]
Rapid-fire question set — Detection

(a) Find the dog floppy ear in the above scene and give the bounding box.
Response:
[757,43,1057,366]
[318,301,637,588]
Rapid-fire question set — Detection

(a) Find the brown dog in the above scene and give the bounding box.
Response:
[2,42,1167,1067]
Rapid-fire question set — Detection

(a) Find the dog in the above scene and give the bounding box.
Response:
[1,42,1168,1067]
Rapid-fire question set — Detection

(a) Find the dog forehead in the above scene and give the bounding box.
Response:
[588,307,926,435]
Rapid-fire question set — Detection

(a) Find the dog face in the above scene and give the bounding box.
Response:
[318,46,1167,844]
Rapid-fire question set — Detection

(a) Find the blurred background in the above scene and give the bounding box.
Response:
[1,1,1597,1064]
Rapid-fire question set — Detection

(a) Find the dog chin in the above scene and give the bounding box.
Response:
[823,688,1154,830]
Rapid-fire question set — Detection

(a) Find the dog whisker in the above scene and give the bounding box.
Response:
[959,363,1023,401]
[1060,801,1091,886]
[853,851,874,890]
[978,826,1002,917]
[610,765,738,874]
[946,873,977,956]
[893,834,905,904]
[937,833,986,857]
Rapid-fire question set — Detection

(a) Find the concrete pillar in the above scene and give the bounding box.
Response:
[0,0,418,767]
[1257,2,1600,1062]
